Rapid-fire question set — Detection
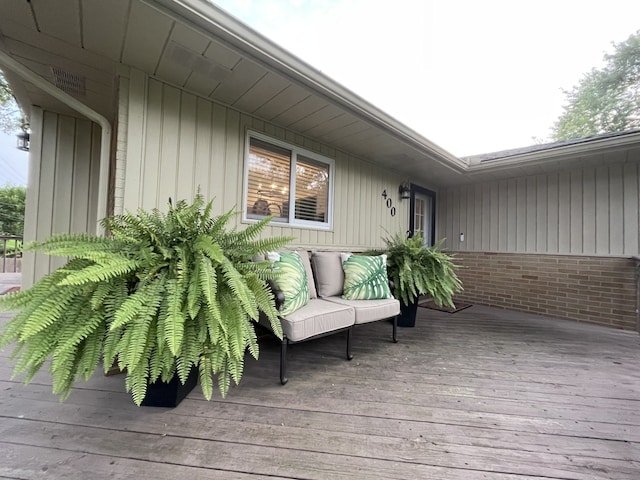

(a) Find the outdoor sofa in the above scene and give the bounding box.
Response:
[263,250,400,384]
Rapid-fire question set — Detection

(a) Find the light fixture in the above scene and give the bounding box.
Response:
[399,183,411,200]
[16,119,30,151]
[16,131,29,151]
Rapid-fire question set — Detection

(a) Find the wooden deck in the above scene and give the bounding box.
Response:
[1,305,639,479]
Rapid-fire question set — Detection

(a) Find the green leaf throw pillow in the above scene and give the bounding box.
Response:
[341,254,392,300]
[269,252,310,316]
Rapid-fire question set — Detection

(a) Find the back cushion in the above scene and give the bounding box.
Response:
[311,251,346,297]
[295,250,318,299]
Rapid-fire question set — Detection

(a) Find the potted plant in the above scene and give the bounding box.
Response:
[383,233,463,327]
[0,194,291,406]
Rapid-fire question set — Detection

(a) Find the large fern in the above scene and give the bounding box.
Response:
[380,233,463,308]
[0,194,292,405]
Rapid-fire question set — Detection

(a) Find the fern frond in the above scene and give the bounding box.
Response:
[78,321,105,381]
[198,254,222,327]
[195,235,224,263]
[164,278,186,356]
[126,361,150,407]
[198,354,214,400]
[59,258,141,286]
[220,258,257,319]
[111,277,165,330]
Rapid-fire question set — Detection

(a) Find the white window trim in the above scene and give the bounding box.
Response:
[243,131,335,230]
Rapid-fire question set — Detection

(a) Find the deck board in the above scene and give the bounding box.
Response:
[1,305,639,479]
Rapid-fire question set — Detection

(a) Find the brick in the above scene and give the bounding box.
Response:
[454,252,637,331]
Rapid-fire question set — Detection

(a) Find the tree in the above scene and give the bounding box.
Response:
[0,186,26,235]
[0,70,21,134]
[552,31,640,141]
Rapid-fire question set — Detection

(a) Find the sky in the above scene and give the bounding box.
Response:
[212,0,640,157]
[0,130,28,187]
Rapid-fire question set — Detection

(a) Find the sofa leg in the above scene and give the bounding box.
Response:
[392,315,398,343]
[280,336,288,385]
[346,327,354,360]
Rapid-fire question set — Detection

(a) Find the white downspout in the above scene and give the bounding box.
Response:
[0,51,112,235]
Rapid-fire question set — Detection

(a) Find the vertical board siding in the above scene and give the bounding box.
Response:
[582,168,596,254]
[557,172,571,253]
[440,160,640,256]
[609,164,624,254]
[22,110,101,287]
[535,175,547,252]
[119,74,408,250]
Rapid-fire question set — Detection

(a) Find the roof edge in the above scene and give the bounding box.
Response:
[465,130,640,173]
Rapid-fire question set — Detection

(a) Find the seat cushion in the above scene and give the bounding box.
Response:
[280,299,355,342]
[324,296,400,324]
[311,251,346,297]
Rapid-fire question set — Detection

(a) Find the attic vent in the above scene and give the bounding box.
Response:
[51,67,86,97]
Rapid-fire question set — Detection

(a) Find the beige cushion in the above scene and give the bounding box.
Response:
[324,296,400,324]
[280,299,355,342]
[295,250,317,299]
[311,251,346,297]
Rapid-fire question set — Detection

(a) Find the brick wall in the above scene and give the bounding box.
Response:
[452,252,638,330]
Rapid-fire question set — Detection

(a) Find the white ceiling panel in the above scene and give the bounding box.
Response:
[203,38,241,69]
[303,111,357,138]
[30,0,82,46]
[210,58,266,105]
[183,72,219,98]
[252,83,309,120]
[170,22,210,53]
[121,1,173,74]
[288,104,345,133]
[232,72,289,113]
[321,119,371,144]
[155,45,194,87]
[271,94,328,127]
[82,0,130,62]
[155,23,215,86]
[0,0,38,33]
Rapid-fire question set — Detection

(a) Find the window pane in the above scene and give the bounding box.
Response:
[415,198,425,235]
[295,155,329,223]
[247,138,290,221]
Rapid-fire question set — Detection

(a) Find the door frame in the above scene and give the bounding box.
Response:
[408,184,436,246]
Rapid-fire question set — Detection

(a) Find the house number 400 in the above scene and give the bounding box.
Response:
[381,190,396,217]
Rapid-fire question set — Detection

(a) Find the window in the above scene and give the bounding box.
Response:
[244,133,333,229]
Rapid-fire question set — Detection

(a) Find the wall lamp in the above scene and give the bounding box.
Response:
[399,183,411,200]
[16,131,30,151]
[16,119,30,151]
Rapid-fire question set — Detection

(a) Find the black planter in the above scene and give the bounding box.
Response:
[141,367,198,407]
[398,300,419,327]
